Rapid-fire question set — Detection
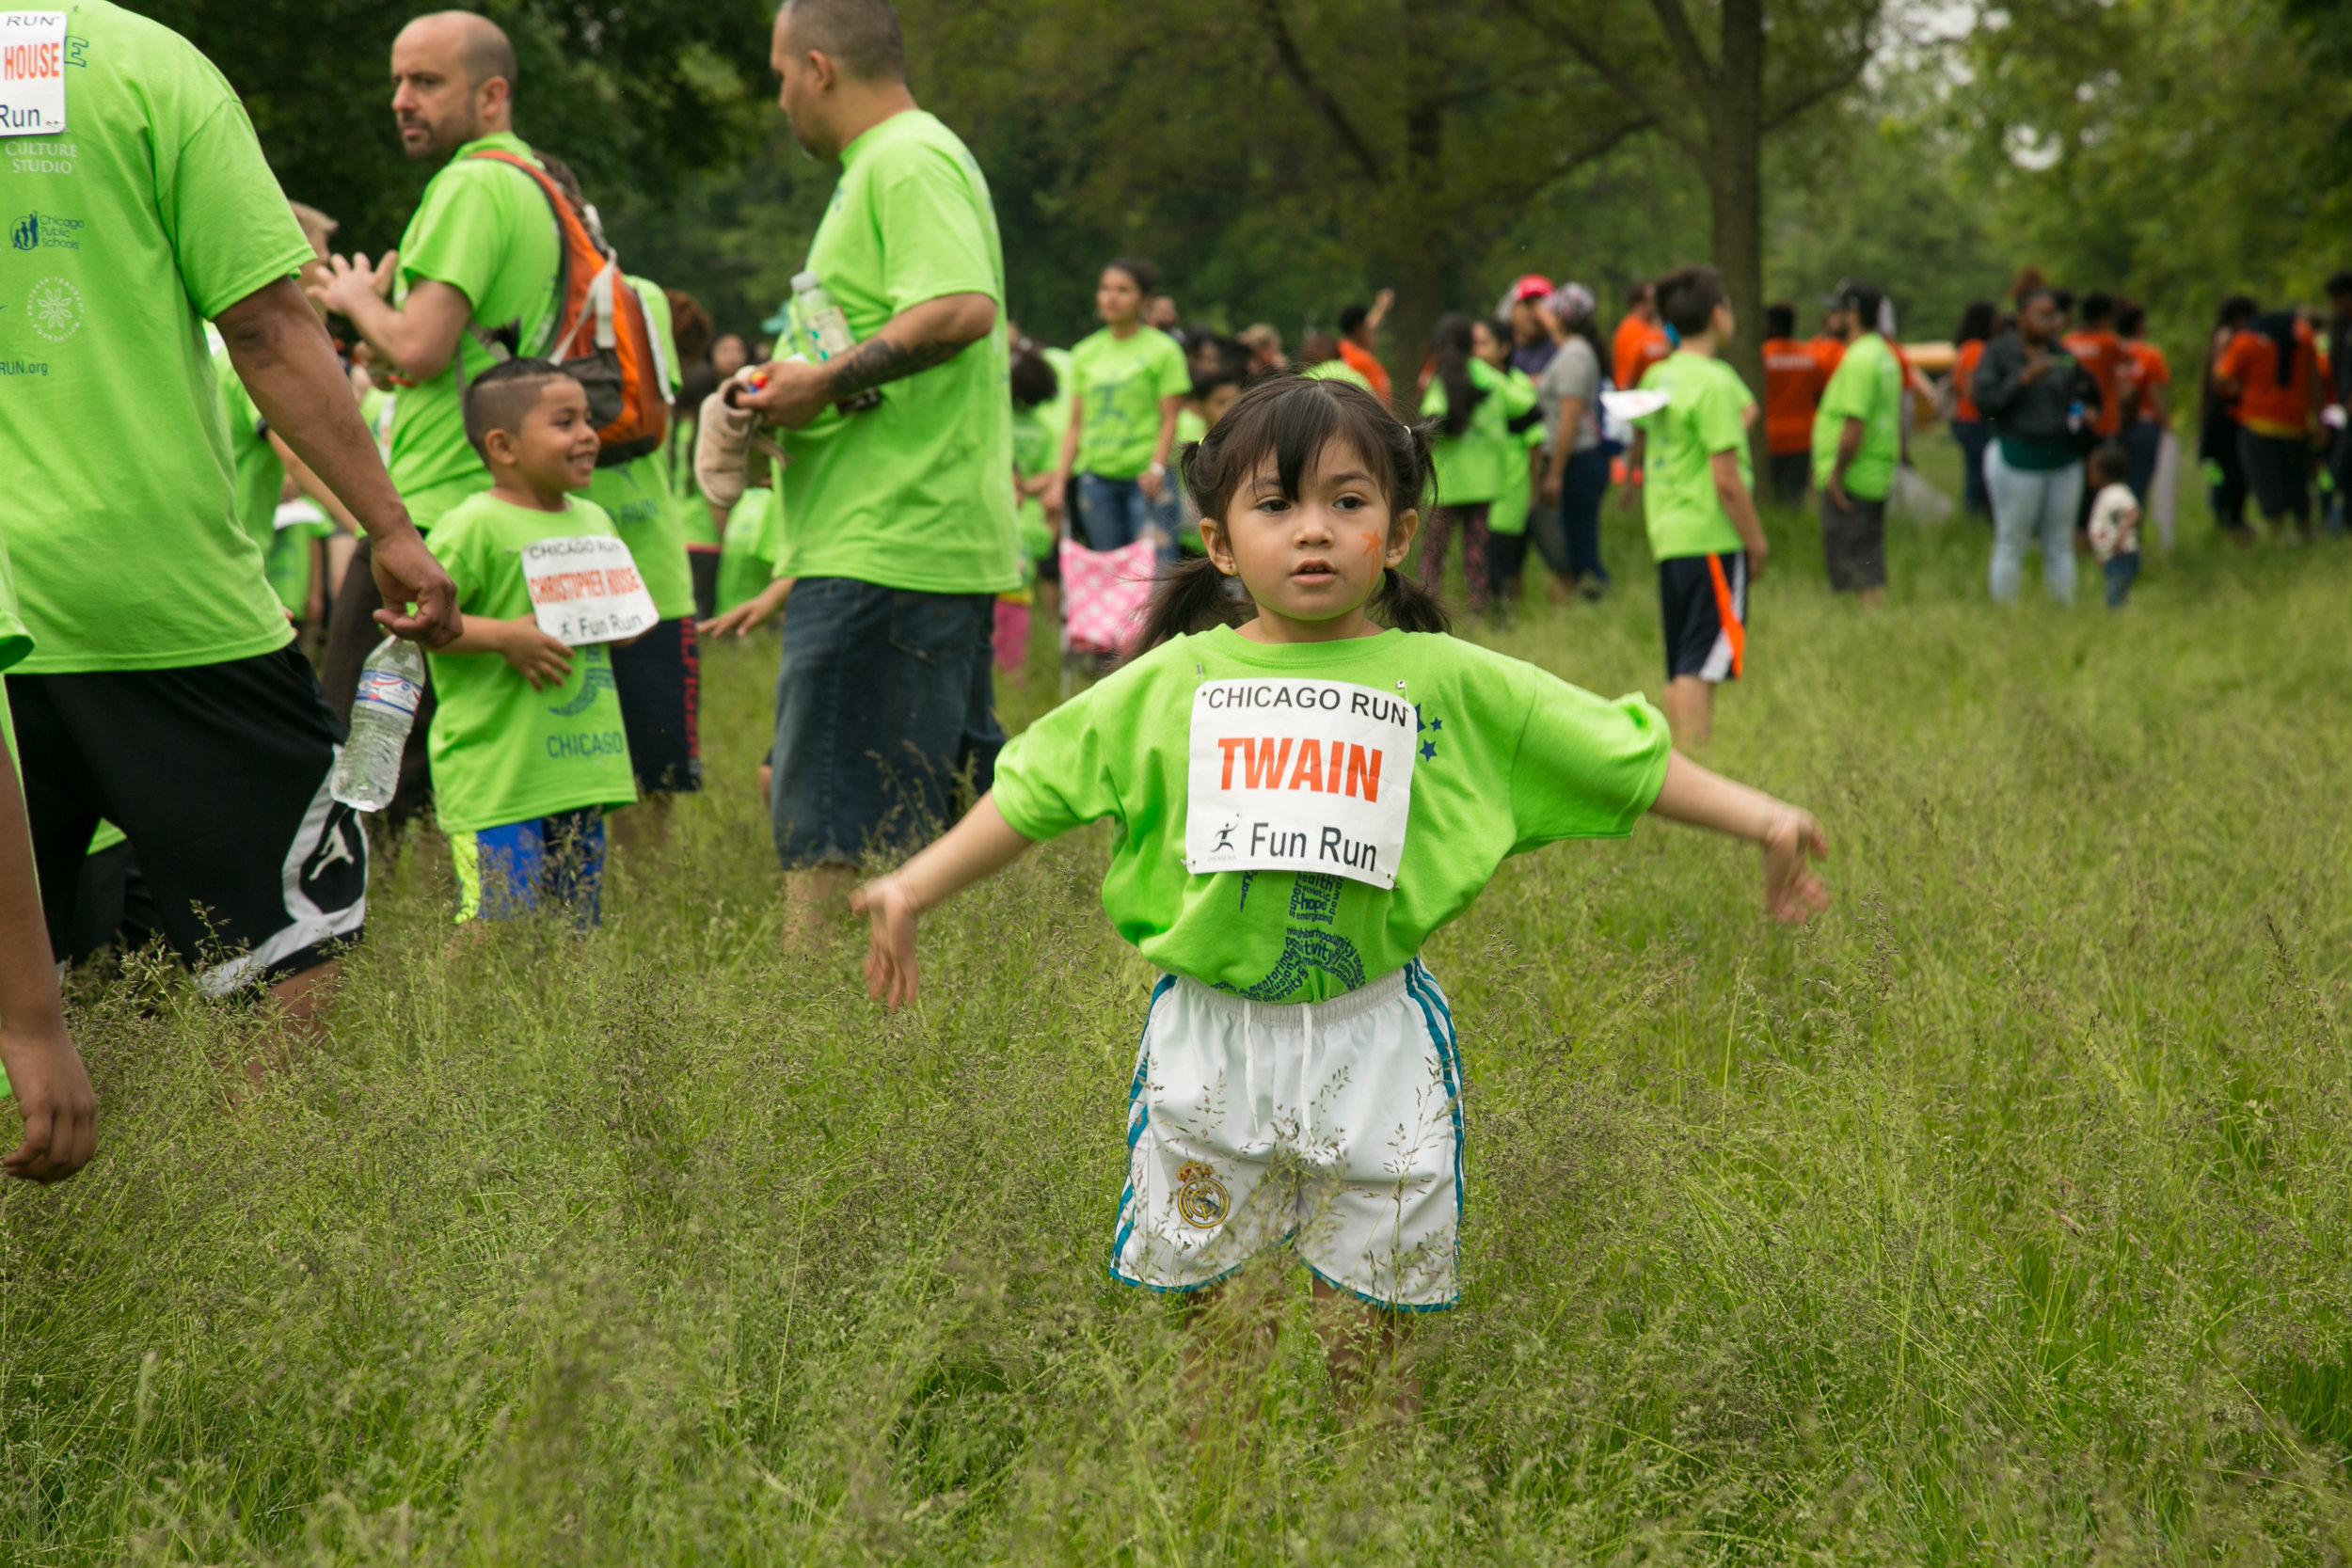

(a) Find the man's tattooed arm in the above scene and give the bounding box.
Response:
[823,292,999,401]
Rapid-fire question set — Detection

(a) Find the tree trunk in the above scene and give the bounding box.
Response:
[1710,0,1768,421]
[1381,95,1449,412]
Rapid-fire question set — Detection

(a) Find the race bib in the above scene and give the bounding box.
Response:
[520,534,658,645]
[1184,677,1416,889]
[1,14,68,135]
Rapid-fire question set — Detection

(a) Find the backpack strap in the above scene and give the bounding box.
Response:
[460,147,591,366]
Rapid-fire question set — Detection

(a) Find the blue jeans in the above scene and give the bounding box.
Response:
[2103,552,2139,609]
[1530,444,1611,582]
[769,578,1003,869]
[1950,419,1992,519]
[1984,445,2082,604]
[1077,472,1180,562]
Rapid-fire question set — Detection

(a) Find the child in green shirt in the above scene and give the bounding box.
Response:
[427,360,641,927]
[844,375,1829,1409]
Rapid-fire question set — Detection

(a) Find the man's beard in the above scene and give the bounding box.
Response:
[403,112,478,161]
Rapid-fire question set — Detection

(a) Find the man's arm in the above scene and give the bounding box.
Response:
[737,293,998,430]
[215,278,460,646]
[1827,416,1865,508]
[266,434,363,536]
[309,254,475,385]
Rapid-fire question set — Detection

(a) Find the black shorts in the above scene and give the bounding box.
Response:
[688,545,722,625]
[610,615,703,795]
[1657,552,1748,682]
[2238,429,2312,523]
[1819,489,1887,593]
[8,645,368,992]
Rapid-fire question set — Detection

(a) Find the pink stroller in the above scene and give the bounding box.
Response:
[1057,534,1158,690]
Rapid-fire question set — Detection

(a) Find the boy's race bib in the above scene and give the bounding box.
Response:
[520,534,658,645]
[1184,677,1416,889]
[1,14,69,135]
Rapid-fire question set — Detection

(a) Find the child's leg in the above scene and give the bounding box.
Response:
[1308,1276,1419,1418]
[1417,507,1456,594]
[2104,552,2138,609]
[1457,504,1493,614]
[451,820,548,924]
[1661,675,1715,747]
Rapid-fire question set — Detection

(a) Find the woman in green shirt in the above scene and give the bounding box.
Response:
[1053,258,1193,562]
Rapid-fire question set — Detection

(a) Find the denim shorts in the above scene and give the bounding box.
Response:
[769,578,1005,869]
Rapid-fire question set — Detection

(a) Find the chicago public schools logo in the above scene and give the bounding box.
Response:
[11,210,82,251]
[26,276,79,341]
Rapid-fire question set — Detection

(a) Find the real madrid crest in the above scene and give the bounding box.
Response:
[1175,1162,1230,1228]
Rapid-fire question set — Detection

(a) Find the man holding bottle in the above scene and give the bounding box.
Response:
[730,0,1019,938]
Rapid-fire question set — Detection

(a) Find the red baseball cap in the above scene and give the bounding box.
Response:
[1508,274,1554,304]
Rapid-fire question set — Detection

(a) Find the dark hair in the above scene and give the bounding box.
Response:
[1955,299,1996,344]
[2114,298,2146,337]
[2216,293,2256,329]
[1138,376,1451,650]
[2079,291,2115,325]
[1189,360,1242,399]
[463,356,578,460]
[1009,341,1058,408]
[1655,265,1727,338]
[666,289,713,367]
[2051,287,2076,315]
[1427,313,1484,436]
[780,0,905,81]
[2328,270,2352,298]
[2018,284,2057,311]
[2089,439,2130,485]
[675,359,719,425]
[1765,301,1797,339]
[1839,281,1886,332]
[1299,329,1342,365]
[1338,303,1371,336]
[1104,256,1160,297]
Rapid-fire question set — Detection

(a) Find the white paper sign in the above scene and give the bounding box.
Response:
[520,534,658,645]
[1184,678,1416,889]
[1,14,69,135]
[1598,388,1671,422]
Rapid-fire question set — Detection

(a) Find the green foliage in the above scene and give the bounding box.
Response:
[9,436,2352,1560]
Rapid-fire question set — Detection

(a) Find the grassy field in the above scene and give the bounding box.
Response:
[7,431,2352,1563]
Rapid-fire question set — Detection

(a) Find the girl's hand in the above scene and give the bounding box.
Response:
[852,874,922,1008]
[1761,808,1831,924]
[498,617,575,690]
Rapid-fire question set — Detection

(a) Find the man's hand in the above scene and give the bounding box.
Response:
[1540,470,1563,507]
[2,1022,96,1183]
[851,873,923,1009]
[734,358,834,430]
[1761,808,1832,924]
[492,616,575,690]
[370,530,461,646]
[1139,464,1168,503]
[1826,474,1851,512]
[307,251,398,321]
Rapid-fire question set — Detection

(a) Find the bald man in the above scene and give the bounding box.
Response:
[313,10,565,822]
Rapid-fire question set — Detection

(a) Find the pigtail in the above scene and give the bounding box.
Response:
[1137,556,1242,652]
[1372,565,1452,634]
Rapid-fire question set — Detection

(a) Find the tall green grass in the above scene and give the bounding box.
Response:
[5,434,2350,1563]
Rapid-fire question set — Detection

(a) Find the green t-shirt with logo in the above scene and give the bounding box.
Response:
[0,0,310,673]
[1811,331,1901,502]
[778,109,1017,595]
[389,133,562,528]
[1421,357,1535,507]
[212,341,283,555]
[991,625,1671,1002]
[715,486,785,613]
[423,492,638,833]
[1070,325,1191,479]
[1635,350,1753,561]
[263,500,333,614]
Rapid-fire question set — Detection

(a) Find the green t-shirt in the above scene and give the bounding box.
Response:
[1070,325,1191,479]
[1636,350,1753,561]
[1811,332,1901,501]
[778,109,1018,595]
[715,487,786,613]
[263,500,333,614]
[213,341,283,556]
[991,625,1671,1002]
[0,0,310,673]
[1011,404,1059,566]
[388,133,563,527]
[1303,359,1375,391]
[423,492,638,833]
[1421,358,1535,506]
[1486,373,1546,538]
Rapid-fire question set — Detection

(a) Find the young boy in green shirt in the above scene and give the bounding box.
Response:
[1633,266,1770,747]
[427,360,641,926]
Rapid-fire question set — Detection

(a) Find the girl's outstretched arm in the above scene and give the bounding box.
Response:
[851,796,1038,1008]
[1647,752,1831,924]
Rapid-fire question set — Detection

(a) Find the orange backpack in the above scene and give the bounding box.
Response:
[460,149,668,467]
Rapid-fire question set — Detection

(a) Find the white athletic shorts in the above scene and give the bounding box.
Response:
[1109,959,1465,1311]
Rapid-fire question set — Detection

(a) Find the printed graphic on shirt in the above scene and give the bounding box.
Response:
[1186,678,1417,888]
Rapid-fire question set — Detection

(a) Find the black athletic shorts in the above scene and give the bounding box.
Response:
[1819,489,1888,593]
[1657,552,1748,683]
[2238,429,2312,523]
[610,615,703,795]
[8,644,368,993]
[688,545,721,624]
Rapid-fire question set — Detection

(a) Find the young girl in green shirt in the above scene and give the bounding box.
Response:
[850,376,1829,1405]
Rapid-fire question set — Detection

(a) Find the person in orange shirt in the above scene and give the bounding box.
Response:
[2217,305,2327,539]
[2062,293,2129,441]
[2116,300,2170,503]
[1337,289,1395,407]
[1761,301,1824,506]
[1612,281,1671,397]
[1949,299,1997,521]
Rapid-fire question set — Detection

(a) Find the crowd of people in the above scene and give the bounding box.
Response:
[5,0,2343,1417]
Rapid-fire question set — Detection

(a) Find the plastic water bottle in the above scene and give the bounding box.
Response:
[791,271,882,412]
[332,636,425,812]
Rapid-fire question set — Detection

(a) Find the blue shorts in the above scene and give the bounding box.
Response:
[451,807,606,927]
[769,578,1003,869]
